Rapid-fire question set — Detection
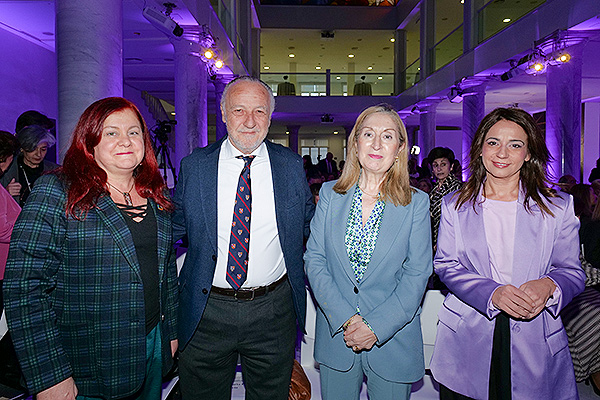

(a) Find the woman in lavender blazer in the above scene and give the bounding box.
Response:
[430,108,585,400]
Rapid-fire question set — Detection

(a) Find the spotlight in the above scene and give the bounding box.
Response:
[204,50,214,59]
[557,53,571,63]
[410,145,421,155]
[532,62,545,72]
[321,114,334,123]
[214,60,224,69]
[448,87,463,103]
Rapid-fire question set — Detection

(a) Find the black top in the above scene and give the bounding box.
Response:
[17,154,44,206]
[118,202,160,334]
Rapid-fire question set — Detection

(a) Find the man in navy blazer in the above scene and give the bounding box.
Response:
[173,76,315,400]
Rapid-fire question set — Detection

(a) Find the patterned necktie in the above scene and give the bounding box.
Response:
[226,155,255,289]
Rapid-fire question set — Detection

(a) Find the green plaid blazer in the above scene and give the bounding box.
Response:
[3,174,178,398]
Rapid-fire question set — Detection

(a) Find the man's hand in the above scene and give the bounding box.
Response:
[37,377,78,400]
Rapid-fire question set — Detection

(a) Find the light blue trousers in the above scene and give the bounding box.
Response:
[319,354,412,400]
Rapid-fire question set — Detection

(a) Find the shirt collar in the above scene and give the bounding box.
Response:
[222,138,267,160]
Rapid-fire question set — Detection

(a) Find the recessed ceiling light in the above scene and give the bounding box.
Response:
[315,66,321,70]
[333,131,339,135]
[170,112,176,116]
[288,54,295,58]
[263,66,270,70]
[348,54,355,58]
[390,38,395,42]
[286,131,289,135]
[378,76,383,80]
[503,18,511,23]
[367,66,373,70]
[336,76,341,80]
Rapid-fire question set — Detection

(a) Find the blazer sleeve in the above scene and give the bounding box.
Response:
[172,157,188,243]
[543,195,585,317]
[164,231,179,341]
[434,198,503,318]
[304,185,357,336]
[362,191,432,344]
[3,175,72,394]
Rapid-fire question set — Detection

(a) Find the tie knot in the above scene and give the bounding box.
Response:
[237,155,255,167]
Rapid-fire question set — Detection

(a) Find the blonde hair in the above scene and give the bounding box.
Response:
[333,104,413,206]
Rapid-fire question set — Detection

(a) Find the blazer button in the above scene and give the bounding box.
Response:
[212,255,217,261]
[354,287,359,294]
[202,288,208,295]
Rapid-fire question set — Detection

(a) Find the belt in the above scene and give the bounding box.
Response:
[211,274,287,300]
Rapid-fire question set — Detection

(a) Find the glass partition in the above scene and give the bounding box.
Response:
[260,73,394,96]
[478,0,545,43]
[433,25,463,71]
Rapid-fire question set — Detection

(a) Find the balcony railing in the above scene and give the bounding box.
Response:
[260,72,395,97]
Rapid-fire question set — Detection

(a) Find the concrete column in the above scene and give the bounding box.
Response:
[213,78,228,142]
[56,0,122,161]
[546,45,584,181]
[172,35,208,172]
[418,102,439,159]
[287,125,300,153]
[461,85,486,171]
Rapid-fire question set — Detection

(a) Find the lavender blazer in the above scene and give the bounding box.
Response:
[430,190,585,400]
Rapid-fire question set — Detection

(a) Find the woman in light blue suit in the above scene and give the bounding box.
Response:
[305,104,432,400]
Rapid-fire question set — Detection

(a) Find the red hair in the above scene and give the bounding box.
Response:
[60,97,172,219]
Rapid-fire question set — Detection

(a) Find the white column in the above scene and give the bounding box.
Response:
[56,0,123,161]
[172,34,208,172]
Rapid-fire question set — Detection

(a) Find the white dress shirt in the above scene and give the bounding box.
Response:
[213,139,287,288]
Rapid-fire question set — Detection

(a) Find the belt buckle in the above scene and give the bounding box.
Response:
[234,288,255,300]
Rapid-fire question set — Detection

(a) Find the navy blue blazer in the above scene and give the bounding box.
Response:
[173,138,315,349]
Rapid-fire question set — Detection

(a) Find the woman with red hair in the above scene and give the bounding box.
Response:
[4,97,178,400]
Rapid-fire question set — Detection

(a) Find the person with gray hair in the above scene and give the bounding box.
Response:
[0,125,58,206]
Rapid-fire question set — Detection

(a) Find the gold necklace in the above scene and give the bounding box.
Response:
[358,185,380,198]
[107,181,135,206]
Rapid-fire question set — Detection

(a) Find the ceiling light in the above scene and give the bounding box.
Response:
[288,53,295,58]
[214,60,224,69]
[336,76,341,80]
[390,38,395,43]
[503,18,511,23]
[204,50,214,59]
[286,131,289,135]
[460,0,464,3]
[557,53,571,63]
[532,62,545,72]
[170,112,176,116]
[348,54,355,58]
[333,131,339,135]
[377,76,383,80]
[263,66,270,70]
[367,66,373,70]
[315,65,321,70]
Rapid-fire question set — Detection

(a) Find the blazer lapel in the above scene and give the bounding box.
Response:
[95,194,141,276]
[360,201,409,283]
[330,186,360,282]
[268,143,289,244]
[457,199,493,277]
[511,192,541,285]
[152,200,169,279]
[200,141,221,253]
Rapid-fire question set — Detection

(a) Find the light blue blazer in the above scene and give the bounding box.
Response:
[304,181,432,383]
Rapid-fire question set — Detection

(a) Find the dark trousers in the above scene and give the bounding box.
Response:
[440,313,511,400]
[179,280,297,400]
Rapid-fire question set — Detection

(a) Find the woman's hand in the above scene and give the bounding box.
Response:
[37,377,78,400]
[491,284,536,319]
[170,339,178,358]
[6,178,21,196]
[343,319,377,352]
[519,277,556,319]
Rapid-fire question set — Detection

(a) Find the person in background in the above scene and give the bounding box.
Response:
[589,158,600,183]
[305,104,431,400]
[318,151,339,181]
[15,110,56,135]
[558,174,577,194]
[430,107,585,400]
[417,178,433,194]
[0,125,58,206]
[428,147,462,250]
[4,97,178,400]
[310,182,322,205]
